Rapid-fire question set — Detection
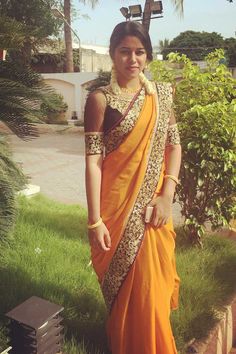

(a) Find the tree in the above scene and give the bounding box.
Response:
[64,0,74,72]
[150,49,236,245]
[162,30,224,60]
[0,16,26,49]
[159,38,170,53]
[0,0,60,64]
[63,0,98,72]
[0,18,60,241]
[224,37,236,67]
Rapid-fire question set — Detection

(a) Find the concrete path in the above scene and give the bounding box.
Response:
[7,127,183,225]
[9,131,87,206]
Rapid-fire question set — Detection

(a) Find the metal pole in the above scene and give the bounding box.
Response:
[142,0,153,33]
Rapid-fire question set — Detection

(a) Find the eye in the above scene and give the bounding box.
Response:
[119,49,130,54]
[136,50,146,56]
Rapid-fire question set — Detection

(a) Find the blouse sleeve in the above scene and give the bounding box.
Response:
[84,90,106,155]
[166,121,181,146]
[166,88,181,146]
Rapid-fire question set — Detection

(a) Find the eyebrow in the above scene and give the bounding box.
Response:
[119,46,146,50]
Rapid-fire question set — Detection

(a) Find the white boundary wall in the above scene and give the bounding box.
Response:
[42,72,97,122]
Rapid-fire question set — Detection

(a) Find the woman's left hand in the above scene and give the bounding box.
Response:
[149,194,173,228]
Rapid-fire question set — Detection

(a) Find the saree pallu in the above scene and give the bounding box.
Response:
[90,84,180,354]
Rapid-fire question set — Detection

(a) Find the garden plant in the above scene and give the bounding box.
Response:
[150,49,236,245]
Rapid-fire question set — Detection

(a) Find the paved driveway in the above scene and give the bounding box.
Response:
[9,132,87,206]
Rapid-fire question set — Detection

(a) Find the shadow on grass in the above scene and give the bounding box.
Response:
[204,235,236,302]
[17,198,88,243]
[173,231,236,347]
[175,226,194,251]
[0,265,111,354]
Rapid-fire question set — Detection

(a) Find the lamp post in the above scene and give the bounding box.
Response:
[52,7,81,72]
[120,1,163,33]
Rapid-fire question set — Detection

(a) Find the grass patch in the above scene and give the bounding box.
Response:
[172,228,236,351]
[0,195,236,353]
[0,195,108,353]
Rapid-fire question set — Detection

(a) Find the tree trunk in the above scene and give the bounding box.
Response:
[142,0,152,33]
[64,0,74,72]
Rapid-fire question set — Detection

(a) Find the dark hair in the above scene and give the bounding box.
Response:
[109,21,153,61]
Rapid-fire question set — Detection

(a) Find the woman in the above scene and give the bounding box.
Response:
[84,21,181,354]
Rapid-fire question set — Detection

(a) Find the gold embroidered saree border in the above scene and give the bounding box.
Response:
[166,124,181,146]
[85,132,104,155]
[101,83,173,311]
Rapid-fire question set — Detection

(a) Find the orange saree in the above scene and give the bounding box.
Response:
[90,84,180,354]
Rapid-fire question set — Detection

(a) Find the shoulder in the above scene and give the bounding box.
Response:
[84,88,109,131]
[86,84,113,104]
[85,88,107,112]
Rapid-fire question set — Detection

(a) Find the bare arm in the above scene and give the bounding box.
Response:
[84,91,111,251]
[162,143,182,201]
[85,154,103,224]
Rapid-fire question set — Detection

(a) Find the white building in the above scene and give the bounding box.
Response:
[42,44,111,122]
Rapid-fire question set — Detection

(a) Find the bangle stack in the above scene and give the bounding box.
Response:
[164,174,179,185]
[87,217,103,230]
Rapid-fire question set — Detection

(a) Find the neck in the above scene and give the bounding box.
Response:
[117,77,141,91]
[110,68,155,95]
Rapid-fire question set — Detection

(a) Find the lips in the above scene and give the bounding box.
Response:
[127,66,139,71]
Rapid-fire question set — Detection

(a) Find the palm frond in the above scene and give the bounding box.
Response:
[0,78,40,139]
[0,16,26,49]
[78,0,99,9]
[0,62,56,139]
[170,0,184,17]
[0,139,26,242]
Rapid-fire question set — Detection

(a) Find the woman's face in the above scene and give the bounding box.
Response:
[112,35,147,82]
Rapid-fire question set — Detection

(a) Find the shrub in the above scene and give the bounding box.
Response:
[87,70,111,93]
[150,49,236,245]
[40,93,68,124]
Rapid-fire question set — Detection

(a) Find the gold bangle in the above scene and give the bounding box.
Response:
[164,174,179,185]
[88,217,103,230]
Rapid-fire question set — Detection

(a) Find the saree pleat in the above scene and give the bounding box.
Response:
[90,88,180,354]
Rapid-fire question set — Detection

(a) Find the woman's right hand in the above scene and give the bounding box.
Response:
[88,222,111,251]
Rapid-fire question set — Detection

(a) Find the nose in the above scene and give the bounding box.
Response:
[130,51,136,63]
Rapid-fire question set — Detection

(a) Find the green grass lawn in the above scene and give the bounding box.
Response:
[0,195,236,354]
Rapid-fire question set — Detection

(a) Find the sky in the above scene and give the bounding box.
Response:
[73,0,236,48]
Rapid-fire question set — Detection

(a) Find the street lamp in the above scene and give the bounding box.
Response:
[51,7,81,71]
[120,1,163,27]
[120,7,131,20]
[129,5,142,18]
